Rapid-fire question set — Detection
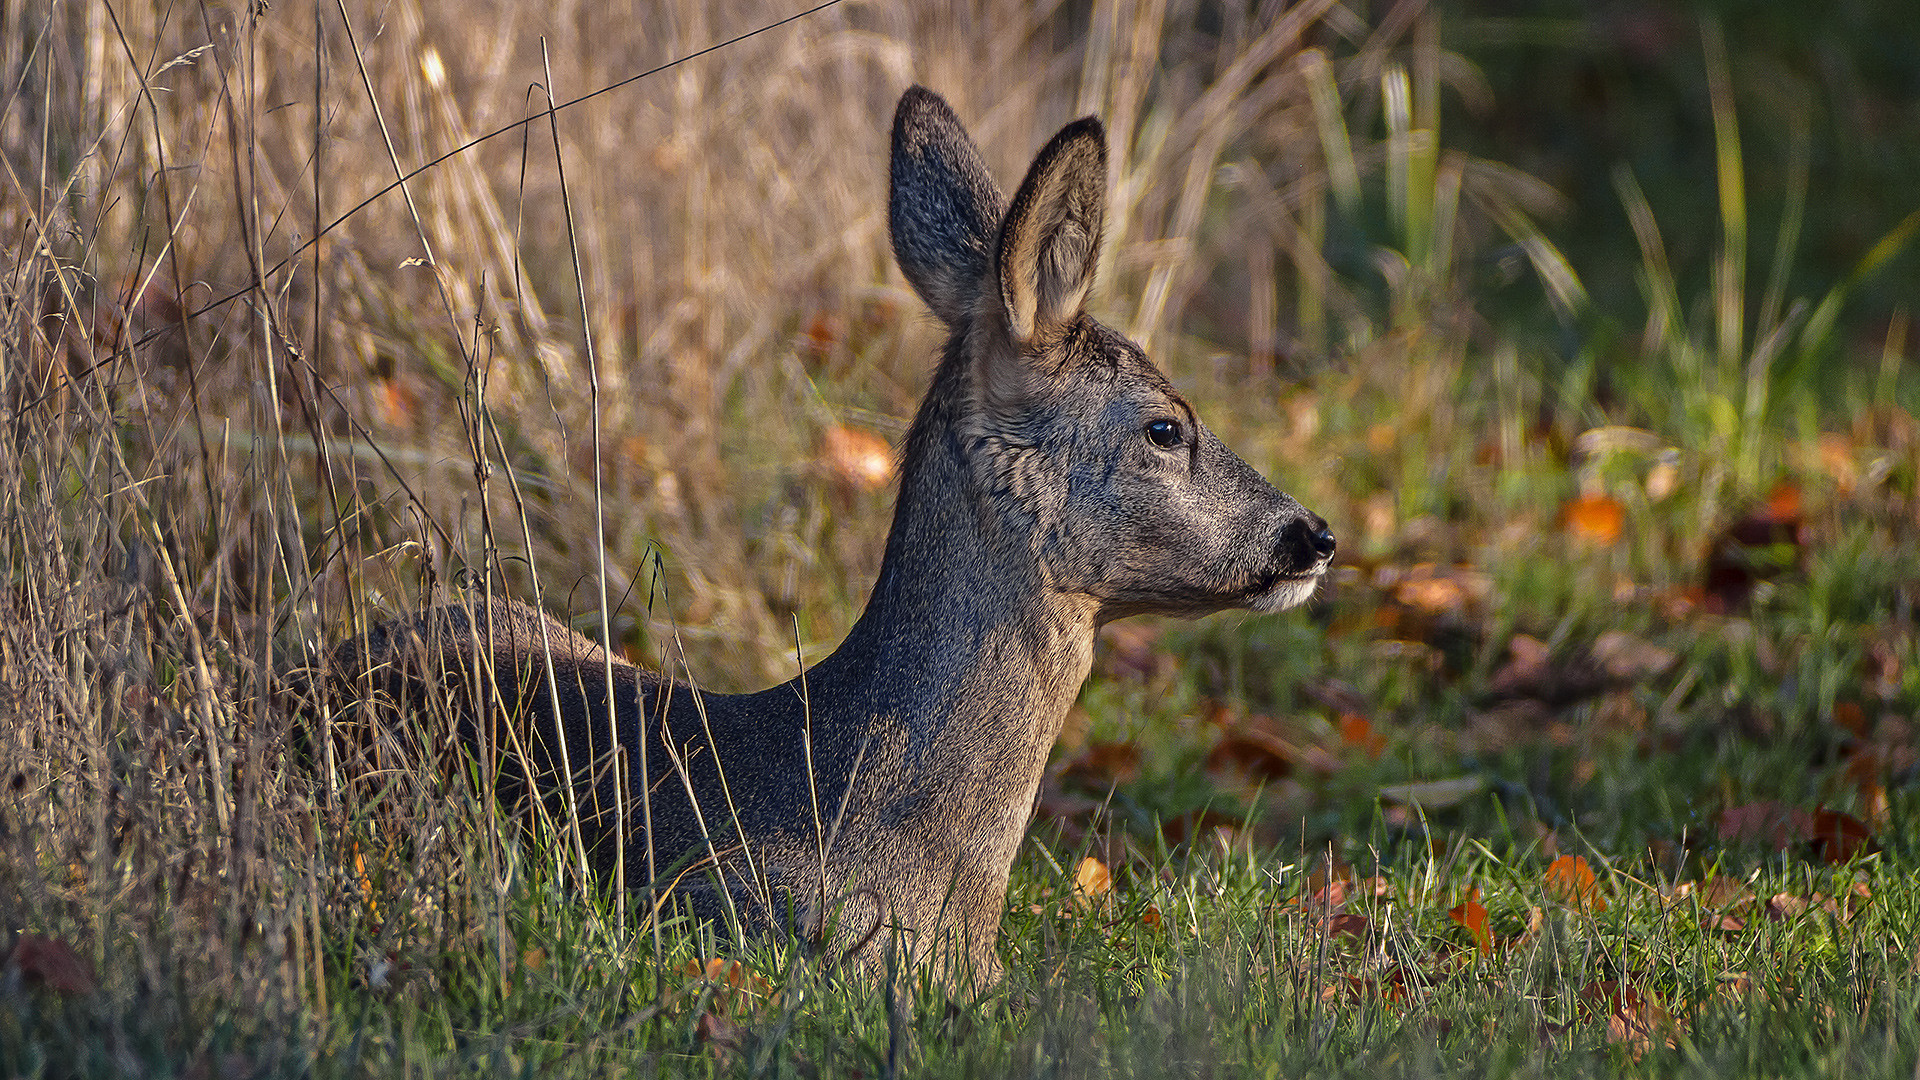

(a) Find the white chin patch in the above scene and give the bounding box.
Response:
[1250,573,1322,613]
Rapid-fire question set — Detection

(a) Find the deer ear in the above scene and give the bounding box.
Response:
[996,117,1107,347]
[889,87,1006,328]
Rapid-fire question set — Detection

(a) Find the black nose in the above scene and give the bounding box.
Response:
[1308,522,1336,558]
[1279,513,1336,567]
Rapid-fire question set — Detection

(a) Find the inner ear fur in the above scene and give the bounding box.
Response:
[995,117,1108,348]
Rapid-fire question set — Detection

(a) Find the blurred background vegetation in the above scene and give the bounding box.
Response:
[1,0,1915,1069]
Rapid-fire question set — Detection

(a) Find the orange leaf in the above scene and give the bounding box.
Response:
[803,311,843,354]
[820,425,894,492]
[1337,713,1387,758]
[1543,855,1608,913]
[1448,899,1492,954]
[1563,494,1625,544]
[1766,481,1802,522]
[376,377,419,429]
[1073,856,1112,907]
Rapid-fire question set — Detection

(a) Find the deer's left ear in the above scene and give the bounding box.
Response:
[996,117,1107,348]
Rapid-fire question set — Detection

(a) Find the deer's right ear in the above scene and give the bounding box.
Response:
[996,117,1106,348]
[889,87,1006,328]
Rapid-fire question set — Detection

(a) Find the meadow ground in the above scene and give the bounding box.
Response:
[2,0,1916,1075]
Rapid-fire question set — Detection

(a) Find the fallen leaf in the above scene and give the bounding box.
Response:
[1207,734,1295,781]
[1703,496,1803,611]
[1807,808,1877,864]
[696,1010,745,1059]
[1563,494,1625,544]
[1097,622,1173,683]
[1337,968,1409,1007]
[1056,741,1142,789]
[1387,564,1494,616]
[1325,912,1370,940]
[1765,893,1808,921]
[1580,980,1678,1061]
[803,311,843,356]
[819,425,894,492]
[1543,855,1608,913]
[1589,631,1677,681]
[1337,713,1387,758]
[1766,482,1802,521]
[376,377,419,428]
[1206,723,1341,780]
[1515,905,1547,945]
[6,934,97,995]
[682,958,771,1002]
[1073,856,1112,908]
[1159,808,1242,846]
[1306,877,1351,910]
[1488,634,1554,696]
[1717,802,1812,850]
[1448,896,1492,954]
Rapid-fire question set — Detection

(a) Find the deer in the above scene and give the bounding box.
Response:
[328,86,1335,992]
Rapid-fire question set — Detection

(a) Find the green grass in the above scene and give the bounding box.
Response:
[10,825,1913,1077]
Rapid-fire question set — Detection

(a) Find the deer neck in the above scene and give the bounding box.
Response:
[804,370,1098,796]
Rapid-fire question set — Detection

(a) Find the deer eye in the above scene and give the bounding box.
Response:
[1144,418,1183,449]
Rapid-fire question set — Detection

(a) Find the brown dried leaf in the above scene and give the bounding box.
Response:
[1832,701,1871,737]
[1325,912,1370,940]
[1580,980,1678,1061]
[1159,808,1242,846]
[1097,622,1173,683]
[1808,808,1877,864]
[1488,635,1553,695]
[696,1010,745,1058]
[1717,802,1813,850]
[1057,741,1142,790]
[1765,893,1808,921]
[1590,631,1677,682]
[7,934,97,995]
[1387,564,1493,616]
[1206,722,1342,781]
